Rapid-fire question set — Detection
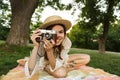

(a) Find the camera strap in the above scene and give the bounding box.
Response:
[37,42,45,57]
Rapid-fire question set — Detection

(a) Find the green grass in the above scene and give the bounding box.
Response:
[0,43,32,76]
[0,41,120,76]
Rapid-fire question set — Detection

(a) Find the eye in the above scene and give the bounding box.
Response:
[59,30,64,33]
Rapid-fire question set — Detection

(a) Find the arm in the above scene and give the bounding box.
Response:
[27,29,40,75]
[28,46,39,74]
[43,39,56,70]
[46,49,56,70]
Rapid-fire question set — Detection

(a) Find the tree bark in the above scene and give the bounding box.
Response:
[98,0,114,53]
[6,0,39,46]
[98,14,110,53]
[98,32,108,53]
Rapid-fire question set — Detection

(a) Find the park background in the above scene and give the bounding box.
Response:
[0,0,120,77]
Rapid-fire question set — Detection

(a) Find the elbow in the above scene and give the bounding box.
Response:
[29,68,33,75]
[53,67,67,78]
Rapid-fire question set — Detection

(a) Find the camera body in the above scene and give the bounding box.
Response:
[36,29,57,43]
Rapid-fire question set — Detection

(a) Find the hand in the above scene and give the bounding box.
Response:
[31,29,41,47]
[43,38,55,53]
[67,61,83,69]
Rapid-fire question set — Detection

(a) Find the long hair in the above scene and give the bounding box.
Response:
[43,24,66,60]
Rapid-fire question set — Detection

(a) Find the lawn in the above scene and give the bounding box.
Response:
[0,41,120,76]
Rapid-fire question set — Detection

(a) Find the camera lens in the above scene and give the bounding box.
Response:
[36,37,40,43]
[45,33,52,40]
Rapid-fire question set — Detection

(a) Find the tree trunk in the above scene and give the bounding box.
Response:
[98,0,114,53]
[98,14,110,53]
[98,37,106,53]
[6,0,38,46]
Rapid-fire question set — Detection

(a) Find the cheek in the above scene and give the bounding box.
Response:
[62,35,65,38]
[61,33,65,38]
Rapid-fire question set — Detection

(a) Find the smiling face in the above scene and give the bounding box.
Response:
[51,25,66,46]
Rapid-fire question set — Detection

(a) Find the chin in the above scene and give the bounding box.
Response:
[55,44,60,46]
[55,42,61,46]
[55,40,63,46]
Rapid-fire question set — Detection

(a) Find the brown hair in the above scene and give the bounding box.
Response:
[44,24,66,60]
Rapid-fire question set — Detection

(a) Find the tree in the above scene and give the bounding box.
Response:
[6,0,69,46]
[106,20,120,52]
[72,0,120,53]
[6,0,39,46]
[69,23,98,49]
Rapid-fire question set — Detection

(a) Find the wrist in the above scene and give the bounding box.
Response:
[33,45,39,49]
[46,49,53,54]
[31,46,39,56]
[33,46,39,53]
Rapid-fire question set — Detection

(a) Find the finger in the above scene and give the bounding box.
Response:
[44,38,51,45]
[31,36,40,42]
[50,39,55,46]
[44,43,47,49]
[72,63,83,67]
[33,29,40,34]
[73,59,84,64]
[43,39,48,47]
[67,63,74,68]
[43,39,50,48]
[44,39,55,50]
[68,55,81,62]
[31,33,40,39]
[33,32,41,37]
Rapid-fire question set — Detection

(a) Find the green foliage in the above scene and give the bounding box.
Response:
[69,24,98,49]
[69,21,120,52]
[106,21,120,52]
[76,0,120,28]
[0,0,11,27]
[69,0,120,53]
[0,0,11,40]
[30,7,43,34]
[0,27,10,40]
[0,0,9,10]
[77,0,102,30]
[37,0,72,10]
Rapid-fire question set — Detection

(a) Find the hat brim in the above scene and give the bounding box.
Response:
[40,20,71,31]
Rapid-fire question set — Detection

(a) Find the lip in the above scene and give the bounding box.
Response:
[56,39,61,42]
[55,39,61,44]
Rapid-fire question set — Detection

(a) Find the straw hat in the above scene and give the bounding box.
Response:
[40,15,72,31]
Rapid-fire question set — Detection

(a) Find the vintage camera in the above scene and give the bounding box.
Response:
[36,29,57,43]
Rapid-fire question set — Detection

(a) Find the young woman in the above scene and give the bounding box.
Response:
[25,15,90,78]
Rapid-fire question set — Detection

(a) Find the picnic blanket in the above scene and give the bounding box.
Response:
[1,58,120,80]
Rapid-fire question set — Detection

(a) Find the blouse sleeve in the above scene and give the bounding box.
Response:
[24,55,46,78]
[24,61,39,78]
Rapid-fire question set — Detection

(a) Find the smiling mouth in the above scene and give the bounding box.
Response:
[55,39,61,44]
[56,40,59,43]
